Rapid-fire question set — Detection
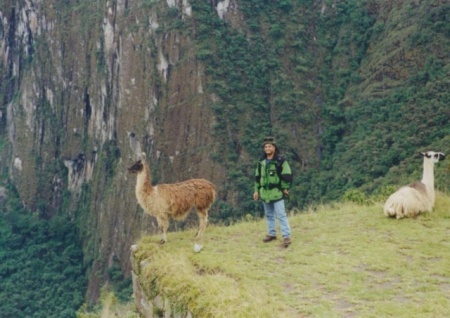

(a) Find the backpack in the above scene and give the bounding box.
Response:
[257,154,293,187]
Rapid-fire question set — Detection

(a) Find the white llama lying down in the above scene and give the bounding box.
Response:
[128,154,216,246]
[384,151,445,219]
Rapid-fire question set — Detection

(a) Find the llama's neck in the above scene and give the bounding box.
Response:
[421,158,435,203]
[136,163,153,197]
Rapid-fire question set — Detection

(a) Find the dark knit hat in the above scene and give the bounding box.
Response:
[263,136,277,147]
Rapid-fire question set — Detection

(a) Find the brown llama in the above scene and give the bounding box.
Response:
[128,154,216,246]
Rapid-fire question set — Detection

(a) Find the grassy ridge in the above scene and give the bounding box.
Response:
[131,193,450,317]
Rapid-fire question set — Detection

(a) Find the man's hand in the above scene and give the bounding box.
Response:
[283,189,289,196]
[253,192,259,201]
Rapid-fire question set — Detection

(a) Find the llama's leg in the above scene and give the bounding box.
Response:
[195,210,208,240]
[401,206,408,219]
[156,216,169,244]
[396,206,404,219]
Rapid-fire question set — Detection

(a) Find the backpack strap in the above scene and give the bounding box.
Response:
[275,155,285,177]
[255,161,262,184]
[276,155,293,185]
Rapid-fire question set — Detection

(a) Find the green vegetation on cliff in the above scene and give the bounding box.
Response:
[0,185,86,318]
[189,0,450,217]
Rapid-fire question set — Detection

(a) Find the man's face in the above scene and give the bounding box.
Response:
[264,143,276,155]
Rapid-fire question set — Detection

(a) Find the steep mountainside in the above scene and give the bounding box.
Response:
[0,0,448,304]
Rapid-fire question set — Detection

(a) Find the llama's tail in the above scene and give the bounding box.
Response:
[205,184,216,210]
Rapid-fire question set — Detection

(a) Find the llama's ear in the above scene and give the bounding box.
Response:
[141,152,147,159]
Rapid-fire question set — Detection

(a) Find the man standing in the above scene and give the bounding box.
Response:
[253,137,293,247]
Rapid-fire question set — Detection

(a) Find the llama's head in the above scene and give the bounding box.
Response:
[421,151,445,163]
[128,159,144,174]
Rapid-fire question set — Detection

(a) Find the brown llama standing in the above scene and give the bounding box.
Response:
[128,154,216,245]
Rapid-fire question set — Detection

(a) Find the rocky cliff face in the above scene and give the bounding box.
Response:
[0,0,227,301]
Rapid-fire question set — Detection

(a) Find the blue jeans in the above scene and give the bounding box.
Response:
[263,199,291,238]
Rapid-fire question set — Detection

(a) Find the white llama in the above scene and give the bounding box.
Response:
[384,151,445,219]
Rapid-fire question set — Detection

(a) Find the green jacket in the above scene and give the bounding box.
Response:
[254,154,293,203]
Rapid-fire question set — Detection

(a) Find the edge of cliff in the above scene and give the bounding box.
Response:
[128,193,450,317]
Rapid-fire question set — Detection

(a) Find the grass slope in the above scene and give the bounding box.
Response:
[132,194,450,317]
